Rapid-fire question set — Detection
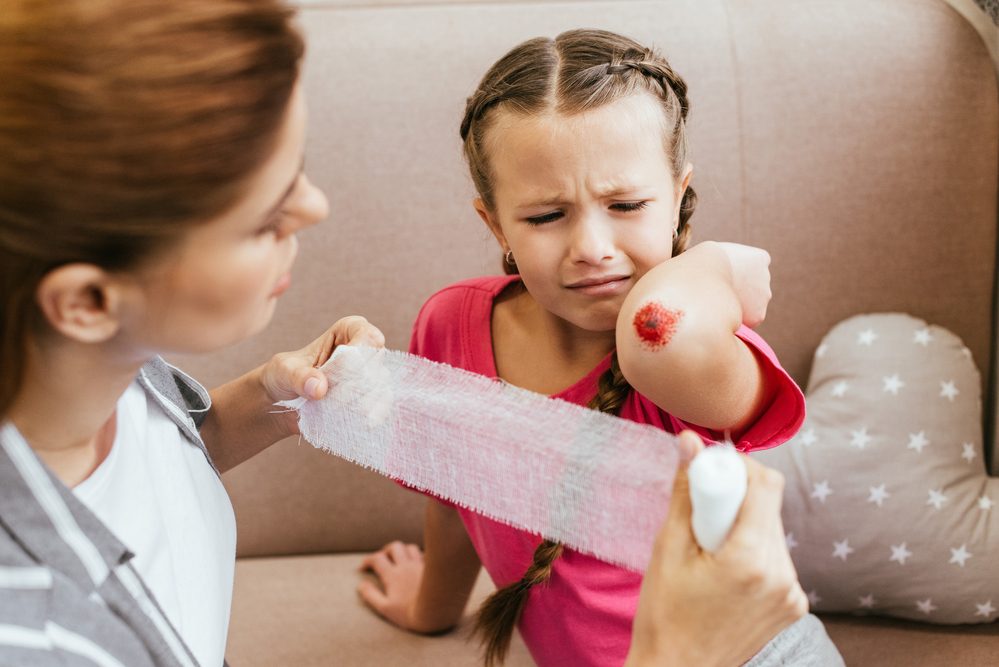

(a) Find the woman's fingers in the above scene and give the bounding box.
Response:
[725,457,785,551]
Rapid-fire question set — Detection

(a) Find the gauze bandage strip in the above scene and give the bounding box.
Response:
[281,346,681,572]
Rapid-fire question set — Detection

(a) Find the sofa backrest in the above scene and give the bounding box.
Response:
[173,0,999,557]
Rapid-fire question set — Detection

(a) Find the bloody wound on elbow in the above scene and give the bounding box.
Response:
[632,301,683,351]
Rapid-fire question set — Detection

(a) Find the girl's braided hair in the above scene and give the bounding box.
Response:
[460,28,696,667]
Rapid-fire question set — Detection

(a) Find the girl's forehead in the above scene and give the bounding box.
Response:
[486,95,673,196]
[489,93,666,142]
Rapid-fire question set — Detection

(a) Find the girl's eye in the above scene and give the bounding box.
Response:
[524,210,564,225]
[610,201,649,213]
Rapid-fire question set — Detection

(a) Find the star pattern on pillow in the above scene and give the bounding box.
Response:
[754,314,999,624]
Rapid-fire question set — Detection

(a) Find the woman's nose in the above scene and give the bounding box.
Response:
[299,174,329,227]
[287,173,329,233]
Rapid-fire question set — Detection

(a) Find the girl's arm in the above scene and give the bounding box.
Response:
[616,241,776,433]
[358,498,482,633]
[201,316,384,473]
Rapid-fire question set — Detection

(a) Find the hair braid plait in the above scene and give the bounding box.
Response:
[474,353,632,666]
[606,52,697,256]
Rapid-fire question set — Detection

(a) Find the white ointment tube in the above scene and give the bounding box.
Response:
[687,444,747,552]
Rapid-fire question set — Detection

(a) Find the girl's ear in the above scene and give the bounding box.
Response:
[35,264,124,344]
[473,197,510,251]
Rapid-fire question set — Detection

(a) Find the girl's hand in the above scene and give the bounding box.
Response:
[260,315,385,404]
[357,541,428,631]
[625,431,807,667]
[716,242,772,328]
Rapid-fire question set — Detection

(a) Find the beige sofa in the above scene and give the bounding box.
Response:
[173,0,999,664]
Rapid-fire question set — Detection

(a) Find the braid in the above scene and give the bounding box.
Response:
[675,185,697,255]
[605,53,697,257]
[474,352,632,666]
[589,352,631,414]
[474,539,564,667]
[616,59,690,121]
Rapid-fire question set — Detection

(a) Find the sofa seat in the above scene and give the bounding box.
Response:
[227,553,999,666]
[226,553,534,666]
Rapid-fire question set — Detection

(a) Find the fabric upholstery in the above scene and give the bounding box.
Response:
[226,554,999,666]
[226,553,534,666]
[171,0,999,558]
[158,0,999,663]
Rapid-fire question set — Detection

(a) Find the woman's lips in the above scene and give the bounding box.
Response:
[270,272,292,297]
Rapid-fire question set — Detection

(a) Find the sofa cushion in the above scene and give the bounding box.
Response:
[755,314,999,623]
[820,613,999,665]
[226,553,999,666]
[226,553,534,667]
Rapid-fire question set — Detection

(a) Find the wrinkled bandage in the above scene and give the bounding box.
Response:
[280,346,682,571]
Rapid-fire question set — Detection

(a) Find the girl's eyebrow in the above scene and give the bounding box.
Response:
[598,185,645,198]
[261,156,306,220]
[516,184,648,209]
[518,195,566,208]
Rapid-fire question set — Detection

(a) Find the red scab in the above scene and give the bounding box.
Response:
[632,301,683,351]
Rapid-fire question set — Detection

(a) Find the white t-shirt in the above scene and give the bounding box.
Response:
[74,381,236,667]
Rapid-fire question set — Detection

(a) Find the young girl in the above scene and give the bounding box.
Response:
[359,29,815,667]
[0,1,384,664]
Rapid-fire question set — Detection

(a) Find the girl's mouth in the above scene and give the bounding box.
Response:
[566,275,631,296]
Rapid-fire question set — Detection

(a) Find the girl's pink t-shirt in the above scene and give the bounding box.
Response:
[409,275,805,667]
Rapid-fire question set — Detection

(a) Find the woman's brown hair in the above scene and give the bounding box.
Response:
[459,29,697,666]
[0,0,304,418]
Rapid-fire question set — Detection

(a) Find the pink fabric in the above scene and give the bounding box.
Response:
[409,275,805,667]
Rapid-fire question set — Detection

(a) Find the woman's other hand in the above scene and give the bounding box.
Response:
[625,431,807,667]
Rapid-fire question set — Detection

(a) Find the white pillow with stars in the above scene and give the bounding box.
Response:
[754,313,998,624]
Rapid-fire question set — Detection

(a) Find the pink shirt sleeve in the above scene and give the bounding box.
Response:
[668,325,805,453]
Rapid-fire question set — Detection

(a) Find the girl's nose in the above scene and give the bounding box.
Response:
[569,214,615,265]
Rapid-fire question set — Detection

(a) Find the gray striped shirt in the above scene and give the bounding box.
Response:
[0,358,218,667]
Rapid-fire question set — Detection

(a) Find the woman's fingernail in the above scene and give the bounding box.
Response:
[305,377,321,398]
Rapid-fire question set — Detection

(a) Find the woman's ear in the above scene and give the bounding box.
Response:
[473,197,510,252]
[35,264,123,344]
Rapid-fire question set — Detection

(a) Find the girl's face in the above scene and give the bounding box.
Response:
[477,93,691,333]
[121,83,328,355]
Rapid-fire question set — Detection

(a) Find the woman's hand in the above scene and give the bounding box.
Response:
[261,314,384,403]
[358,541,430,632]
[716,242,772,328]
[625,431,807,667]
[203,316,384,472]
